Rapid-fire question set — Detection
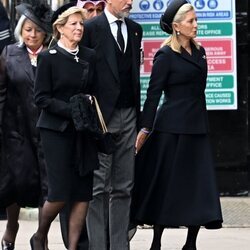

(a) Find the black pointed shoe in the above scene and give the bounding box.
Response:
[30,234,45,250]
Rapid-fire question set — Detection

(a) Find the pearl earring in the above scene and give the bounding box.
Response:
[177,31,180,35]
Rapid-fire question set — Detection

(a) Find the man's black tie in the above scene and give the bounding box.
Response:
[115,20,125,52]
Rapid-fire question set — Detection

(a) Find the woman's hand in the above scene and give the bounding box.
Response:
[135,128,150,154]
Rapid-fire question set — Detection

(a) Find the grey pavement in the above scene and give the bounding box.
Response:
[0,197,249,249]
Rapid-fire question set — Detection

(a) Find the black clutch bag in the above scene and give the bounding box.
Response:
[92,96,116,155]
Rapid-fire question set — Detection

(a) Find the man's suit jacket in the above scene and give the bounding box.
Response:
[81,13,143,123]
[141,43,209,134]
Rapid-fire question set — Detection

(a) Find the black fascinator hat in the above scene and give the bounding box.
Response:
[16,2,53,33]
[160,0,188,34]
[51,2,76,25]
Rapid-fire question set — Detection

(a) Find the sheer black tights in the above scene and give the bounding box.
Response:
[31,201,65,250]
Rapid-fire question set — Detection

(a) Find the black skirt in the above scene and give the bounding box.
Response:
[40,126,93,202]
[131,131,223,229]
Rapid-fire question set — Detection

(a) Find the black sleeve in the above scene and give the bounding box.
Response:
[34,53,71,119]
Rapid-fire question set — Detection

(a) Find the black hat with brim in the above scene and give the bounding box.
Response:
[51,2,76,25]
[16,3,53,33]
[160,0,189,34]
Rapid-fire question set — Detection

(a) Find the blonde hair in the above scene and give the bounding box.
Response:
[161,3,200,53]
[53,6,87,40]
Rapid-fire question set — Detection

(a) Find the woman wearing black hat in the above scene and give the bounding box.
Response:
[30,6,98,250]
[131,1,223,250]
[0,2,52,250]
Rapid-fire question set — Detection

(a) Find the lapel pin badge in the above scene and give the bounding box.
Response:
[202,55,206,59]
[49,49,57,54]
[135,32,138,36]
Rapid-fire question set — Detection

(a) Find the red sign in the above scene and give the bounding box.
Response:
[141,39,233,75]
[198,39,233,73]
[142,40,162,74]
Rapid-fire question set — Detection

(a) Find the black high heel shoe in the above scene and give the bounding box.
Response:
[182,245,197,250]
[1,239,14,250]
[30,234,44,250]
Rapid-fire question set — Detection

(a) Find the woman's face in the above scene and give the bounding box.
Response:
[22,19,46,50]
[59,13,84,44]
[176,10,198,39]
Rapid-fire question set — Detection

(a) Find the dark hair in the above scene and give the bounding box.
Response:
[51,2,76,25]
[160,0,188,34]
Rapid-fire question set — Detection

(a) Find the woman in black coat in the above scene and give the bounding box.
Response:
[131,1,223,250]
[0,3,52,250]
[30,6,99,250]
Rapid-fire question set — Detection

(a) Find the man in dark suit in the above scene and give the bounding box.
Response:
[81,0,142,249]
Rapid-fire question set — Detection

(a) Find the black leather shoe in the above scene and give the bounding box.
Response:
[128,224,137,241]
[1,239,14,250]
[182,245,197,250]
[149,246,161,250]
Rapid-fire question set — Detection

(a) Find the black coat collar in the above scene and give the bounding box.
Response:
[180,42,205,70]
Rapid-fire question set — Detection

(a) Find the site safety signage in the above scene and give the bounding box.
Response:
[131,0,237,110]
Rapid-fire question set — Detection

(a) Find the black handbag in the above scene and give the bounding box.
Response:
[92,96,116,155]
[70,93,99,134]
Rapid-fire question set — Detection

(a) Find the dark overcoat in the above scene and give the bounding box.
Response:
[0,44,47,207]
[81,13,143,123]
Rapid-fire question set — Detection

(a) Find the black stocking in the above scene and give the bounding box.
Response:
[31,201,65,250]
[2,204,20,243]
[149,224,165,250]
[183,226,200,250]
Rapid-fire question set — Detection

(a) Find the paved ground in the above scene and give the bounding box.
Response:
[0,221,249,250]
[0,197,249,249]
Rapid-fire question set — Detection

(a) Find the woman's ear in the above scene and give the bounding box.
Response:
[172,22,180,33]
[57,25,63,35]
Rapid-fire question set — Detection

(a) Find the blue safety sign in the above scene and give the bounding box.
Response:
[130,0,233,22]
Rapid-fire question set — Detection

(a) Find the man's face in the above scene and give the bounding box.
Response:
[84,2,104,19]
[106,0,133,19]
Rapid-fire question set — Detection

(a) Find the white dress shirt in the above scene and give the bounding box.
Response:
[104,8,128,52]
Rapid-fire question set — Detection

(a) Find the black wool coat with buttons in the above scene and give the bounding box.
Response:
[141,43,209,134]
